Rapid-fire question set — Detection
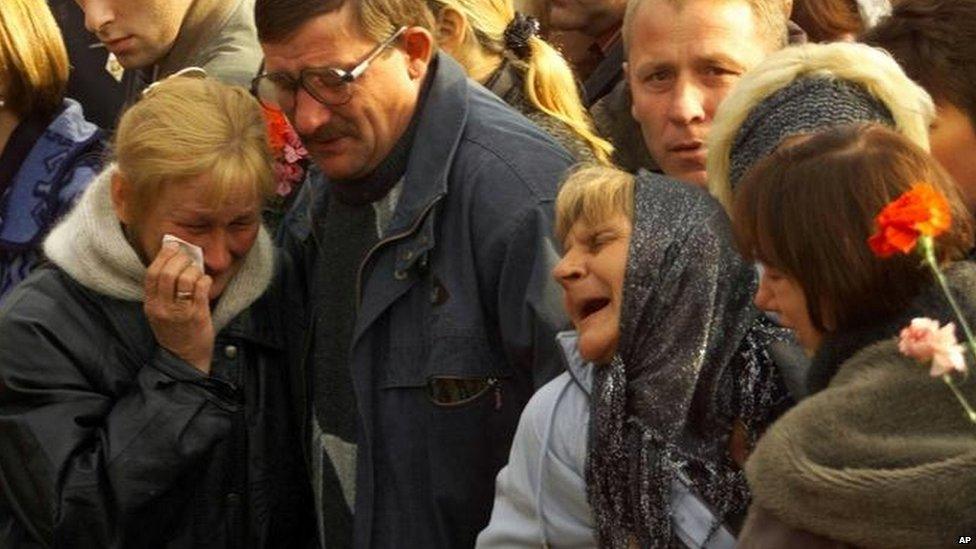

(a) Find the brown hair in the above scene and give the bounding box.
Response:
[733,124,973,333]
[255,0,435,44]
[0,0,68,116]
[791,0,862,43]
[862,0,976,130]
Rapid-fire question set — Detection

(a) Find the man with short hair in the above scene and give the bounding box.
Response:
[863,0,976,209]
[621,0,789,185]
[75,0,262,101]
[253,0,572,547]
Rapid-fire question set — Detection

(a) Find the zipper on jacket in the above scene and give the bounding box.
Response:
[355,197,443,313]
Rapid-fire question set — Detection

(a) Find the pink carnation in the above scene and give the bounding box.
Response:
[274,162,304,196]
[283,143,307,164]
[898,317,967,377]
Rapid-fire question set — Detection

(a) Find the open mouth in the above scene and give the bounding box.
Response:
[579,297,611,321]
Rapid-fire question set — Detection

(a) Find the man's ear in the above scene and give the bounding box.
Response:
[401,27,435,80]
[624,61,639,121]
[110,171,135,225]
[434,7,467,54]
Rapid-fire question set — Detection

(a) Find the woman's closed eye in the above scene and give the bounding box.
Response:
[588,231,618,251]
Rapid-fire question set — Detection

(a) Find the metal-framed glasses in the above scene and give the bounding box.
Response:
[252,26,407,112]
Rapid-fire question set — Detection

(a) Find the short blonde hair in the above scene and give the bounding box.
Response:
[0,0,69,116]
[555,165,635,243]
[114,77,275,214]
[623,0,790,55]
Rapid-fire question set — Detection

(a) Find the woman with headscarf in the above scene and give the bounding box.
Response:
[733,124,976,547]
[426,0,613,164]
[476,166,792,548]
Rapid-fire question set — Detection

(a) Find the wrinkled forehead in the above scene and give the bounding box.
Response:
[625,0,765,57]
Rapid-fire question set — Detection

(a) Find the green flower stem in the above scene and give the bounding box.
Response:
[942,374,976,424]
[919,235,976,368]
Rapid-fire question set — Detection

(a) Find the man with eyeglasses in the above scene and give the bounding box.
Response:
[253,0,573,547]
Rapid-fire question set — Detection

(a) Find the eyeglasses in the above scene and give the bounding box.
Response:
[252,26,407,112]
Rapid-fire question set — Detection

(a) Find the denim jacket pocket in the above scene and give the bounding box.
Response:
[380,336,511,407]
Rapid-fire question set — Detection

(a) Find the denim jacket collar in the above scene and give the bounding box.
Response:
[384,53,468,238]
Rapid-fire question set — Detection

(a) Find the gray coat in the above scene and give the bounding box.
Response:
[279,53,574,548]
[122,0,262,100]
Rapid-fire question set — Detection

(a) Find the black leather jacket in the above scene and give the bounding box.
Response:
[0,266,315,548]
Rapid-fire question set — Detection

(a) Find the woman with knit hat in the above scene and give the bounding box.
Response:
[707,41,934,214]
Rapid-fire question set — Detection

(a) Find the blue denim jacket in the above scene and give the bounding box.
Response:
[278,53,574,548]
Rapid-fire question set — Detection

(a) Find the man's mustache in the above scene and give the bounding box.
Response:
[300,122,356,144]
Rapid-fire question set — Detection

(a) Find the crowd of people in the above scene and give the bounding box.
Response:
[0,0,973,547]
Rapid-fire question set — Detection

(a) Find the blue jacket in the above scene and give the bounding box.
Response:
[0,99,104,301]
[279,54,574,548]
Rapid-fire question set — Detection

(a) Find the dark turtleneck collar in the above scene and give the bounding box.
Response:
[331,60,437,206]
[807,262,976,394]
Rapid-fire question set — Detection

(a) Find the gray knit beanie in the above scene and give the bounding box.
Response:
[728,77,896,188]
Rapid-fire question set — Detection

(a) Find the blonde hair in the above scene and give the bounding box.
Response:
[623,0,791,55]
[428,0,614,164]
[555,165,635,243]
[707,42,935,212]
[114,77,275,214]
[0,0,68,116]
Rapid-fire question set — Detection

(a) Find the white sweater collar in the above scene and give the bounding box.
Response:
[43,165,274,331]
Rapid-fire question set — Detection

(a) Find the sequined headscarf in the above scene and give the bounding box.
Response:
[585,171,789,548]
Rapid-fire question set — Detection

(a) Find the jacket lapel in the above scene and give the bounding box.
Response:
[350,54,470,346]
